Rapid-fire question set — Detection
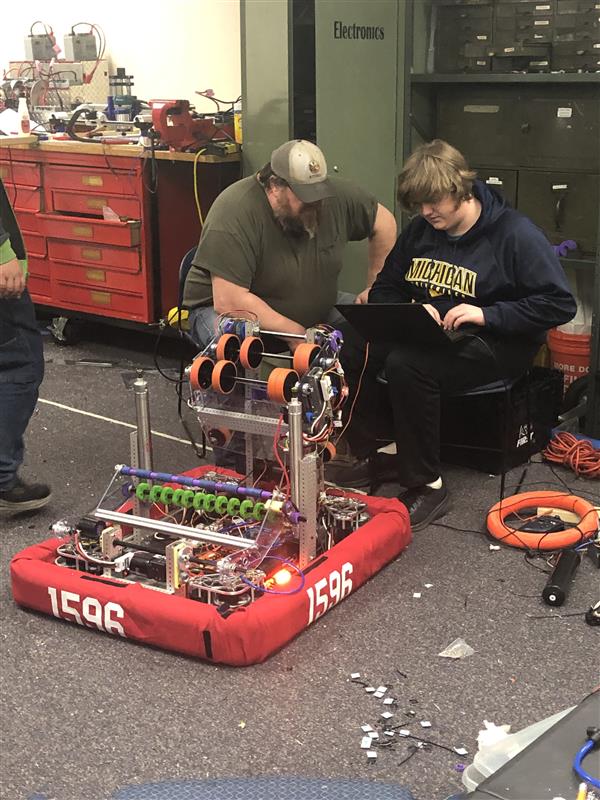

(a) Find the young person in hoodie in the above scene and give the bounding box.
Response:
[327,139,576,531]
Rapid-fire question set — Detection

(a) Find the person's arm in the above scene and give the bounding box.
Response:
[368,226,414,304]
[479,221,576,336]
[0,225,26,299]
[355,204,397,304]
[212,276,306,345]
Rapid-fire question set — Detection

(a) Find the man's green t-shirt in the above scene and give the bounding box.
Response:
[183,175,378,328]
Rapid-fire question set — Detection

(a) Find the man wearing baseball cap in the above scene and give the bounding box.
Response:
[183,139,396,349]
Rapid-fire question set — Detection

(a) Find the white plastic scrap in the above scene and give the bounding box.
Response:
[454,746,469,756]
[399,729,411,737]
[351,672,361,679]
[413,592,422,599]
[365,686,376,693]
[366,750,377,760]
[477,720,511,749]
[368,731,379,739]
[376,686,387,693]
[384,730,395,737]
[438,637,475,659]
[424,583,434,588]
[381,711,394,719]
[420,720,432,728]
[361,736,372,749]
[489,544,501,551]
[383,697,395,705]
[361,724,374,732]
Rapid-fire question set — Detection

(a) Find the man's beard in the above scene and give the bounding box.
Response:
[275,203,320,238]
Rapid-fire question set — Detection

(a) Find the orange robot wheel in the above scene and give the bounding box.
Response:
[293,343,319,375]
[266,368,299,404]
[211,360,238,394]
[189,356,214,391]
[215,333,240,362]
[239,336,264,370]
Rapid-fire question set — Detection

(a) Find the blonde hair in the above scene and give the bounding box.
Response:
[397,140,477,212]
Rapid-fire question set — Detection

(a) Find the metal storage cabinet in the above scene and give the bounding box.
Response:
[516,170,599,255]
[473,167,518,207]
[437,84,599,171]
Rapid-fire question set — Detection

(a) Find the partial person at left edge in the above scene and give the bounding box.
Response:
[0,177,51,513]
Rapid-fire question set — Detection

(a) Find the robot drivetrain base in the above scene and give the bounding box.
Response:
[10,466,410,664]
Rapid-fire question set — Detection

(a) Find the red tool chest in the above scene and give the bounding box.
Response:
[0,142,241,327]
[1,147,152,322]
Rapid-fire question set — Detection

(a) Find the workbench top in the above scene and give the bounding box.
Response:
[0,134,240,162]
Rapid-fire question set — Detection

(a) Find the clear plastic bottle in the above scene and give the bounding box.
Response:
[18,96,31,134]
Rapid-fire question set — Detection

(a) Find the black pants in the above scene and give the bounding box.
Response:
[339,324,539,488]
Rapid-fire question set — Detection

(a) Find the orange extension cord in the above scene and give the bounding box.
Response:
[543,432,600,479]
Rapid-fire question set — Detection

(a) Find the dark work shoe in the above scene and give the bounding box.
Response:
[0,478,52,514]
[324,452,399,490]
[399,484,450,531]
[324,454,371,488]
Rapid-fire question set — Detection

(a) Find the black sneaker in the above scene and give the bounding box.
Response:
[399,484,450,531]
[324,452,398,489]
[324,454,371,488]
[0,477,52,513]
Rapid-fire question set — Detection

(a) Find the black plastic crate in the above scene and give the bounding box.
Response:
[440,367,563,474]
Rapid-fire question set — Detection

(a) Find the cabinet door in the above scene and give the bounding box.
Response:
[519,86,600,171]
[517,169,599,255]
[437,86,522,168]
[474,167,518,208]
[315,0,399,292]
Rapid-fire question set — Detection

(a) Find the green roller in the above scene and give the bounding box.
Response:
[172,488,185,506]
[150,485,164,503]
[203,494,216,512]
[253,502,266,521]
[160,486,174,505]
[136,482,152,502]
[193,492,206,511]
[239,499,255,519]
[181,490,195,509]
[215,495,229,515]
[227,497,241,516]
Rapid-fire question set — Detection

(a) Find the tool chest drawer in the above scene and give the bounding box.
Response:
[39,213,141,246]
[22,232,46,257]
[44,164,140,196]
[47,240,140,272]
[0,161,41,187]
[48,188,141,220]
[4,183,42,213]
[15,210,43,234]
[50,261,143,293]
[27,256,51,300]
[50,281,150,322]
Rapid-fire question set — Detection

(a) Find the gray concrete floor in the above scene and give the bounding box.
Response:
[1,320,598,800]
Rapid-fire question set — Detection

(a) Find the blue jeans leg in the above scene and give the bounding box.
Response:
[0,291,44,489]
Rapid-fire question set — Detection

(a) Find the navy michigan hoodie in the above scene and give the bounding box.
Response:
[369,180,576,343]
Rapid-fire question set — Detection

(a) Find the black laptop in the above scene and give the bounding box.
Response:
[335,303,472,345]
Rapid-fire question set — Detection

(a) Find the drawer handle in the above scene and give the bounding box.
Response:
[81,247,102,261]
[86,198,108,209]
[82,175,104,187]
[90,291,111,305]
[86,269,106,282]
[73,224,93,237]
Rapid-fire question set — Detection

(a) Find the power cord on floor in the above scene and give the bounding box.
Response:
[543,432,600,479]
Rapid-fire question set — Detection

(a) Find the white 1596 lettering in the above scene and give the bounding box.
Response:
[47,587,126,637]
[306,562,353,625]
